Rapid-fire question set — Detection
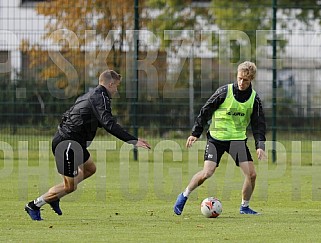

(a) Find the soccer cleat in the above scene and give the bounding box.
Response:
[173,193,188,215]
[49,199,62,215]
[240,206,260,215]
[25,204,43,221]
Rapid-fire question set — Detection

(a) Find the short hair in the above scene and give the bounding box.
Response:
[99,70,122,84]
[237,61,256,80]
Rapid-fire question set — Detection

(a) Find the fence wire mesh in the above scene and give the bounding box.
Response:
[1,0,321,152]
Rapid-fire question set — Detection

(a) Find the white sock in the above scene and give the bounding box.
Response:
[241,199,249,207]
[34,195,47,208]
[183,187,192,198]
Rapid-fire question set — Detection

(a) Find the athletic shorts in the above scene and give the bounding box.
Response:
[204,133,253,167]
[52,131,90,177]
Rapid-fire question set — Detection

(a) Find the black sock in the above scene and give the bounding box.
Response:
[28,201,40,210]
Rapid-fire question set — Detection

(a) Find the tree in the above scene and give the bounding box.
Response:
[211,0,321,60]
[27,0,142,97]
[17,0,152,133]
[147,0,321,58]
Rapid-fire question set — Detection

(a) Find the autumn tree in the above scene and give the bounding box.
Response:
[26,0,142,98]
[22,0,174,135]
[14,0,153,134]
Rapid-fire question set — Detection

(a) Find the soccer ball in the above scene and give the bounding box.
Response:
[200,197,222,218]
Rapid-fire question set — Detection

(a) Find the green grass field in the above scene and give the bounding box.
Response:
[1,135,321,242]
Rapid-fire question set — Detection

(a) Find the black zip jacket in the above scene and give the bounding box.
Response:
[58,85,137,147]
[191,83,266,150]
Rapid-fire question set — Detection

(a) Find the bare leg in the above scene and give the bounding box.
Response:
[174,160,217,215]
[239,161,257,201]
[44,157,96,202]
[186,160,217,194]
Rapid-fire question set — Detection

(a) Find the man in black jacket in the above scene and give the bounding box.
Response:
[174,61,266,215]
[25,70,151,220]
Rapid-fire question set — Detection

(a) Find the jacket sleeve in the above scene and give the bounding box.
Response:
[90,92,137,144]
[191,85,227,138]
[250,94,266,150]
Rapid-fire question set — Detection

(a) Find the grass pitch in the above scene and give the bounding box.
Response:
[0,136,321,242]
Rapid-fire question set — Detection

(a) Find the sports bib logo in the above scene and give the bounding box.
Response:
[226,111,245,116]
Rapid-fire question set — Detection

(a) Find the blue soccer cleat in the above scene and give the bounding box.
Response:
[173,193,188,215]
[25,204,43,221]
[49,199,62,215]
[240,206,260,215]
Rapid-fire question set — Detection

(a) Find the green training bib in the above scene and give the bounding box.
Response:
[209,84,256,140]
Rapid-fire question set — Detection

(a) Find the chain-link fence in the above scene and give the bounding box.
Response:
[1,0,321,149]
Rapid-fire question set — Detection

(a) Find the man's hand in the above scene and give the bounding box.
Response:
[256,148,266,160]
[136,138,151,149]
[186,136,198,148]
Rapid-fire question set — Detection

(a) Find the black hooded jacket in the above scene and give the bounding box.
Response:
[57,85,137,147]
[191,83,266,150]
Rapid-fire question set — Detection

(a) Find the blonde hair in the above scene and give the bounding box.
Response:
[237,61,256,81]
[99,70,122,85]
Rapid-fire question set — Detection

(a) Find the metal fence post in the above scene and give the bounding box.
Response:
[133,0,139,161]
[272,0,277,162]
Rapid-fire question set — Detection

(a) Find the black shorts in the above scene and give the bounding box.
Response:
[52,132,90,177]
[204,133,253,167]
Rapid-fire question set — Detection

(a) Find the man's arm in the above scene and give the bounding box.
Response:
[250,94,266,150]
[191,85,228,138]
[90,92,138,144]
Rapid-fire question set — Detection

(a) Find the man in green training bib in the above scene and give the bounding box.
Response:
[174,61,266,215]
